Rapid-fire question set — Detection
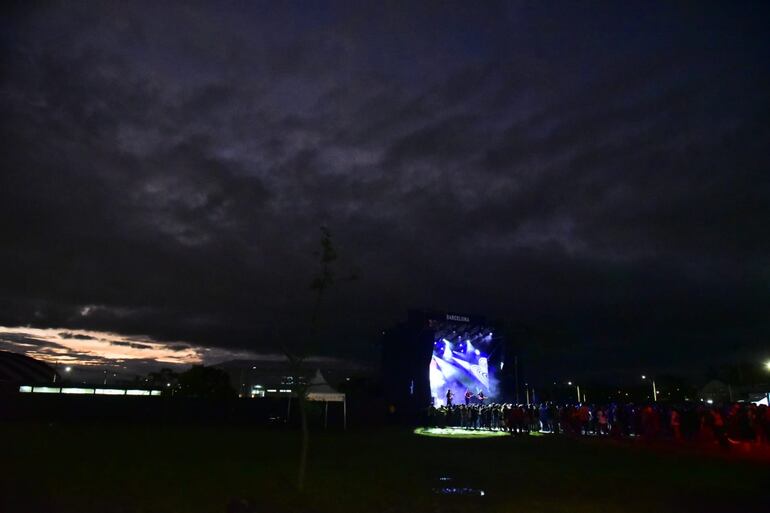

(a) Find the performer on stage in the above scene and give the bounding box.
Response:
[465,389,473,406]
[477,391,485,405]
[446,388,454,407]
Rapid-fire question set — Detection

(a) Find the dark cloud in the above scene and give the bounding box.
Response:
[110,341,153,350]
[59,332,96,340]
[1,1,769,381]
[0,333,67,350]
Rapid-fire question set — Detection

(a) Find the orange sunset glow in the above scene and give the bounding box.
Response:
[0,326,261,371]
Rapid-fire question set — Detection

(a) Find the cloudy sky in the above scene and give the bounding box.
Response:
[1,1,768,381]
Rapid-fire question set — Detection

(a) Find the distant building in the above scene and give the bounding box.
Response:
[0,350,59,394]
[1,351,162,397]
[215,356,371,398]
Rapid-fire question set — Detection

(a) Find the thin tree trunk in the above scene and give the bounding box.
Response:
[298,393,309,492]
[293,226,336,492]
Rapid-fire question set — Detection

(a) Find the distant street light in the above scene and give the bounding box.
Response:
[642,374,658,402]
[764,361,770,404]
[65,366,72,372]
[566,381,580,403]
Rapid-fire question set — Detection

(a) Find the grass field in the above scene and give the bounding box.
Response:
[1,422,768,513]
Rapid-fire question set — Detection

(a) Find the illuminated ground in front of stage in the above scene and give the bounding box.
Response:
[413,427,510,438]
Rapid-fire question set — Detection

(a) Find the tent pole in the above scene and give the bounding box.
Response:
[343,397,347,430]
[287,396,291,423]
[324,401,328,429]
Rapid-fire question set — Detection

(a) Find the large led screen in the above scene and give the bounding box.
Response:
[429,331,497,406]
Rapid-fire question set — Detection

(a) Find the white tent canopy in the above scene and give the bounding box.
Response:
[307,369,345,402]
[305,369,347,429]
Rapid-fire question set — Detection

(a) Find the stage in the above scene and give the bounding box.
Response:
[381,310,505,421]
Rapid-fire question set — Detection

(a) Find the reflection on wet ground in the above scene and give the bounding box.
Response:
[432,476,486,497]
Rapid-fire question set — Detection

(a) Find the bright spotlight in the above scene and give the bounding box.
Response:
[641,375,646,379]
[474,349,480,355]
[765,360,770,371]
[64,366,72,372]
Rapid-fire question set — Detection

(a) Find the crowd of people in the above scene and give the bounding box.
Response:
[426,398,770,448]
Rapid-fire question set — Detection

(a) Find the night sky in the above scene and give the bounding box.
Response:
[1,1,769,381]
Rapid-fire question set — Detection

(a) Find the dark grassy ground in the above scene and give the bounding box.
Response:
[1,422,768,513]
